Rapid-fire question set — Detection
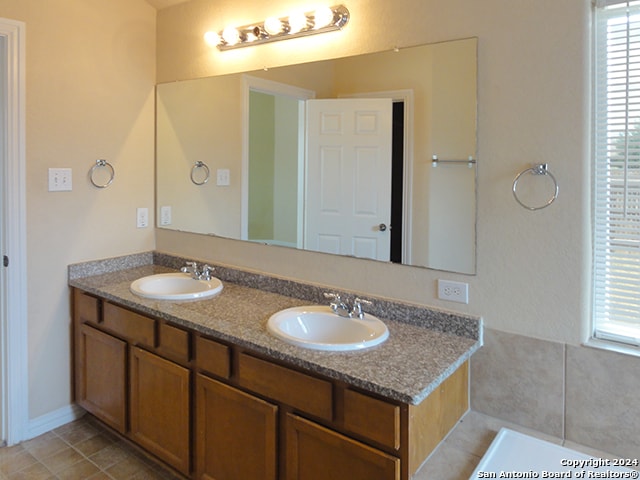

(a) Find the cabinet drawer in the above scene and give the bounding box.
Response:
[238,353,332,421]
[343,389,401,450]
[74,290,101,325]
[158,323,190,363]
[103,302,156,347]
[195,336,230,379]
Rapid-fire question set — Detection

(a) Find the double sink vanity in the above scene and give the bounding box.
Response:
[69,252,481,480]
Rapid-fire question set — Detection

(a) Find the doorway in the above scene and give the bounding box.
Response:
[390,101,404,264]
[243,78,414,264]
[0,17,28,446]
[241,75,315,245]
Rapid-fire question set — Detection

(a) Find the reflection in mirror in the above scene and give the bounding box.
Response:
[156,37,477,274]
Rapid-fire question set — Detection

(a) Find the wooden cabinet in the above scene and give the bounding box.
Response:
[343,388,401,450]
[130,346,191,476]
[237,352,333,421]
[196,373,277,480]
[285,413,400,480]
[73,289,193,476]
[75,323,127,434]
[72,287,469,480]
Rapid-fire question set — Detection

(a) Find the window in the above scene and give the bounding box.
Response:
[593,0,640,347]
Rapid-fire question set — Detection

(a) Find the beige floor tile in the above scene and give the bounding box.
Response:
[87,443,131,470]
[55,459,100,480]
[38,446,84,474]
[0,445,25,462]
[413,439,481,480]
[72,434,114,458]
[5,461,55,480]
[22,434,68,461]
[129,465,173,480]
[0,450,38,476]
[85,473,112,480]
[53,419,99,446]
[106,454,153,479]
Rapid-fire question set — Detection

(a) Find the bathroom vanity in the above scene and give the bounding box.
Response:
[69,254,481,480]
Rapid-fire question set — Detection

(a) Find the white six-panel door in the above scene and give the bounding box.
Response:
[305,99,392,261]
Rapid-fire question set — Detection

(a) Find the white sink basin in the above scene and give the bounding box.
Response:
[130,272,223,301]
[267,305,389,351]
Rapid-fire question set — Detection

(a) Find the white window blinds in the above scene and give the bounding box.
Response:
[594,0,640,347]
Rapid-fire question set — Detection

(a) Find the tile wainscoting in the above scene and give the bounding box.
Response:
[470,328,640,459]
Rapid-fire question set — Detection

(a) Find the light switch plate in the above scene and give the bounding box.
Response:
[137,207,149,228]
[48,168,72,192]
[216,168,230,186]
[160,206,172,226]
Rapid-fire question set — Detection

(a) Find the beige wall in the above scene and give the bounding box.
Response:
[0,0,156,420]
[0,0,599,434]
[157,74,244,236]
[157,0,590,344]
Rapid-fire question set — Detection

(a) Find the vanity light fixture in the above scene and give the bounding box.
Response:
[206,5,350,51]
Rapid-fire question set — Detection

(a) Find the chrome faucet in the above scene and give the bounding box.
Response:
[351,298,373,319]
[181,261,214,281]
[324,293,373,319]
[324,292,351,317]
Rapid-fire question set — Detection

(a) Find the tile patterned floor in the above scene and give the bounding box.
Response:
[0,411,630,479]
[0,416,182,480]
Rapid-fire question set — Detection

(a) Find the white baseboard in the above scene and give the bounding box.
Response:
[27,404,85,440]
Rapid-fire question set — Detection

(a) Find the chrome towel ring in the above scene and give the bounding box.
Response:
[512,163,558,211]
[191,161,210,185]
[89,159,115,188]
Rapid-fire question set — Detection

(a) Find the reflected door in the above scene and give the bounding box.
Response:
[305,99,393,261]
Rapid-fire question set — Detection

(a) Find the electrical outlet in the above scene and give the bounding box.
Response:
[437,279,469,304]
[137,207,149,228]
[48,168,73,192]
[160,206,172,226]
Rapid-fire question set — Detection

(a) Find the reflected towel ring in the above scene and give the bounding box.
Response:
[512,163,558,211]
[191,161,210,185]
[89,159,115,188]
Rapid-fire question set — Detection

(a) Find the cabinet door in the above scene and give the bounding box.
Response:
[130,347,191,476]
[76,324,127,434]
[285,413,400,480]
[196,374,277,480]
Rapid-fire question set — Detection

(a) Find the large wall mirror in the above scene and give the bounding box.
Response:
[156,37,477,274]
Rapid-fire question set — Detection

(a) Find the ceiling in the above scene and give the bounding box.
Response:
[145,0,189,10]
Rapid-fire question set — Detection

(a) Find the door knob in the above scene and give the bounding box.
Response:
[379,223,387,231]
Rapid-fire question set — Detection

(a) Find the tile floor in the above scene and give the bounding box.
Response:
[0,416,182,480]
[0,411,631,480]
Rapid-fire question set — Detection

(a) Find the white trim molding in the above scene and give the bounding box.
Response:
[28,404,85,440]
[0,17,28,446]
[240,75,316,242]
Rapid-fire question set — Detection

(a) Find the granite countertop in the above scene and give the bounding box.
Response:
[69,259,481,405]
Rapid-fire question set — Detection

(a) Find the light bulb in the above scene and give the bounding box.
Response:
[245,31,257,42]
[222,26,240,46]
[313,6,334,29]
[288,12,308,34]
[203,31,221,47]
[264,17,283,35]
